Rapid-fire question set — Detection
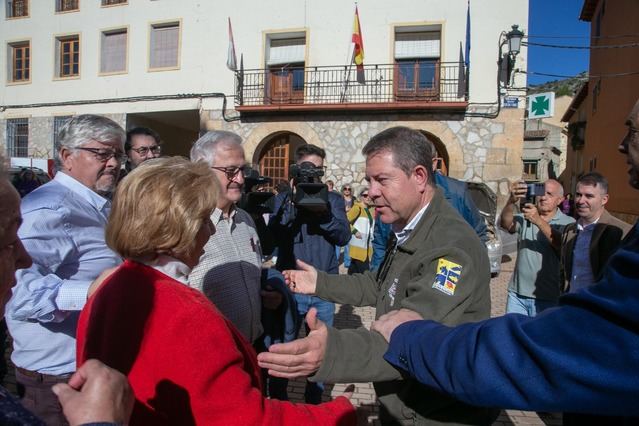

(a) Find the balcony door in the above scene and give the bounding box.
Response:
[268,65,304,104]
[394,59,440,100]
[265,34,306,104]
[393,27,441,101]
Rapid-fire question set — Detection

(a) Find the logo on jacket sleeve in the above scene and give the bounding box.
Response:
[432,258,462,296]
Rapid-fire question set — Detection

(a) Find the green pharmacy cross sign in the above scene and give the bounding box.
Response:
[527,92,555,119]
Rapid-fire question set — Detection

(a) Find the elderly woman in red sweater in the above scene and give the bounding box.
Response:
[76,157,355,426]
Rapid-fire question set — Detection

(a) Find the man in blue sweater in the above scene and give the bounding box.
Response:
[371,99,639,419]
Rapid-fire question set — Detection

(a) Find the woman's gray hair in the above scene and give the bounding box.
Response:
[55,115,125,167]
[190,131,243,165]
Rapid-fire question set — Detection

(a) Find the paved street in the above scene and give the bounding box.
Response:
[285,254,562,425]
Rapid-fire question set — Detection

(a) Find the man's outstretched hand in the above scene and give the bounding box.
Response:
[257,308,327,378]
[282,259,318,295]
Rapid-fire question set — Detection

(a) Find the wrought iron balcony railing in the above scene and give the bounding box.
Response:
[234,61,468,110]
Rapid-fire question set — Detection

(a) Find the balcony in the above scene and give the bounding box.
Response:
[234,62,468,114]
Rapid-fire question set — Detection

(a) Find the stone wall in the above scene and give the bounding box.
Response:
[204,107,524,203]
[0,114,127,161]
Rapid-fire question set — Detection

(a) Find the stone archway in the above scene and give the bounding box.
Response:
[253,131,307,186]
[419,130,450,176]
[243,122,323,162]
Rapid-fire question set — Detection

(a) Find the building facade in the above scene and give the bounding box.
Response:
[1,0,528,198]
[562,0,639,221]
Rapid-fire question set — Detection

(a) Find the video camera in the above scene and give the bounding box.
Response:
[289,161,329,212]
[238,166,275,215]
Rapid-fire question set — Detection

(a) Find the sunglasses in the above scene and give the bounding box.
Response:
[361,193,369,197]
[342,187,351,191]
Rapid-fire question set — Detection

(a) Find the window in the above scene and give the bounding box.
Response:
[8,41,30,83]
[56,35,80,78]
[53,115,72,151]
[592,79,601,113]
[101,0,126,5]
[522,160,538,181]
[394,26,441,100]
[100,28,127,74]
[6,118,28,157]
[265,34,306,104]
[149,22,180,69]
[56,0,78,12]
[6,0,28,18]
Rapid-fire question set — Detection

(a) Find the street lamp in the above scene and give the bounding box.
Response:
[498,24,525,88]
[507,25,524,59]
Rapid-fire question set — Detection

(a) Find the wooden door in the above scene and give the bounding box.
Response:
[394,59,440,101]
[268,67,304,104]
[259,134,291,188]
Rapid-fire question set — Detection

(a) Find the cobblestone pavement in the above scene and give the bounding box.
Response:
[286,254,562,425]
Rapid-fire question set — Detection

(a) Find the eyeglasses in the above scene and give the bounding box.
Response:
[75,147,127,163]
[342,187,351,191]
[130,145,161,156]
[361,193,369,197]
[210,165,248,180]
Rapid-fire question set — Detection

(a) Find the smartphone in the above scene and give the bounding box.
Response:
[525,183,545,204]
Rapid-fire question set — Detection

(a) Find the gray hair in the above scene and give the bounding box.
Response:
[362,126,436,187]
[545,179,564,197]
[190,130,243,165]
[55,115,125,168]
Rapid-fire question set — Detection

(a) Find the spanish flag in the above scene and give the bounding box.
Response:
[352,6,365,83]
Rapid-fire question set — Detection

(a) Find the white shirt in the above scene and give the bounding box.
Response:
[393,203,430,246]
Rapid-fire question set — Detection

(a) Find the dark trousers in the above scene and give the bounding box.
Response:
[348,259,369,275]
[16,368,70,426]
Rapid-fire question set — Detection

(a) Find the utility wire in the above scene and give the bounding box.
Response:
[525,33,639,40]
[521,70,639,79]
[523,41,639,50]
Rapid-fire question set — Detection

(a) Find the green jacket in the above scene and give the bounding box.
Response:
[313,189,497,425]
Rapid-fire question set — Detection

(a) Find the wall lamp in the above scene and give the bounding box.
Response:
[499,24,525,87]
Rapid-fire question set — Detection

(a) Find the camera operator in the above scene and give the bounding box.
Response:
[268,144,351,404]
[500,179,574,317]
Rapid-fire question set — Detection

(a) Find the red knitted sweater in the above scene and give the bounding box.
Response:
[76,260,355,425]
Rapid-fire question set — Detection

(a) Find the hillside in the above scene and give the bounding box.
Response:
[528,71,588,96]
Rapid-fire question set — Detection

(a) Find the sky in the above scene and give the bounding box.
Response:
[527,0,591,85]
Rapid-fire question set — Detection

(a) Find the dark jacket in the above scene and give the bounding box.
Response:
[435,173,488,243]
[560,209,632,292]
[371,217,392,271]
[384,221,639,420]
[313,189,496,425]
[269,190,351,274]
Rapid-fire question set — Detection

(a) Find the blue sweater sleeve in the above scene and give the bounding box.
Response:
[384,231,639,416]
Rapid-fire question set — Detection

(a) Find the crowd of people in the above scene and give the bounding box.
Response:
[0,99,638,425]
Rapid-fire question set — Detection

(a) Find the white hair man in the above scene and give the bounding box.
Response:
[6,114,125,424]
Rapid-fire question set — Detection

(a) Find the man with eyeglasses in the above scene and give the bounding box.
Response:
[119,127,162,181]
[5,114,125,424]
[189,131,269,347]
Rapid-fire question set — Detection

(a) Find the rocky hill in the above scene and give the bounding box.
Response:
[528,71,588,96]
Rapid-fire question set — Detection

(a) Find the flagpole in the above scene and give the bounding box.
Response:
[340,4,357,103]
